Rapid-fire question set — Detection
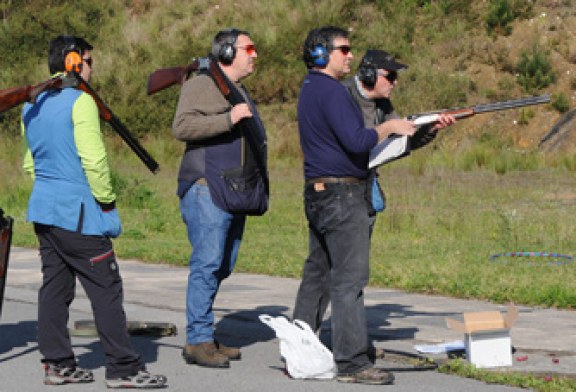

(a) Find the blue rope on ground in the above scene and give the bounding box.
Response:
[489,251,574,266]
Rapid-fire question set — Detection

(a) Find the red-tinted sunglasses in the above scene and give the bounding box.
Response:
[333,45,351,55]
[237,44,257,56]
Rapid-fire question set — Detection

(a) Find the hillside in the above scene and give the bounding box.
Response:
[0,0,575,155]
[429,0,576,151]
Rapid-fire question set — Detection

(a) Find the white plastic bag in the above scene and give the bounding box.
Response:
[259,314,336,380]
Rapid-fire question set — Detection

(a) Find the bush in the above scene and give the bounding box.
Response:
[486,0,516,36]
[485,0,533,36]
[551,92,570,113]
[516,45,556,94]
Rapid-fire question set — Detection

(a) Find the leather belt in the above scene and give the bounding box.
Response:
[305,176,365,185]
[195,177,208,185]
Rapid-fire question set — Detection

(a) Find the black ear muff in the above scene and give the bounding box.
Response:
[219,41,236,65]
[358,64,377,88]
[309,44,329,68]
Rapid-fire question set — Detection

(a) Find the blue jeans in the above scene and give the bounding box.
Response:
[180,183,246,344]
[293,182,373,375]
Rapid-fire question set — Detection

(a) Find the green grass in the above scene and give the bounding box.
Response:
[440,359,576,391]
[3,133,576,309]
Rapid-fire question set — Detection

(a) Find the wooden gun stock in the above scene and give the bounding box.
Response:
[0,76,63,113]
[208,60,230,97]
[146,58,204,95]
[70,73,160,174]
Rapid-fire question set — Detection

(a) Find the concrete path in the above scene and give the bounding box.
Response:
[1,247,575,391]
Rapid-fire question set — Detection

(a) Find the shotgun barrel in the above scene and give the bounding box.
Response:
[69,73,160,174]
[410,94,551,126]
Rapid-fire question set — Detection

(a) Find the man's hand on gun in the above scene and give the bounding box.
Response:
[426,113,457,130]
[373,113,456,146]
[375,118,416,142]
[230,103,253,125]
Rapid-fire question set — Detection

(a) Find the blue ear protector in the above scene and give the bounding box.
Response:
[309,44,329,67]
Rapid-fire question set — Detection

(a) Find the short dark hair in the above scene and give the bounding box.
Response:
[210,28,249,59]
[48,35,93,74]
[302,26,348,69]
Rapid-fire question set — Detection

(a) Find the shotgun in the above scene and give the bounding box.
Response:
[0,208,14,320]
[409,94,551,126]
[67,72,160,173]
[0,75,64,113]
[369,94,551,169]
[146,57,209,95]
[147,57,269,195]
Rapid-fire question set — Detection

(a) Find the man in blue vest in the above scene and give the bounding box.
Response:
[22,35,166,389]
[172,28,268,368]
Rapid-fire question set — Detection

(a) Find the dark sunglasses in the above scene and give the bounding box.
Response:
[237,44,257,56]
[83,57,93,67]
[333,45,351,55]
[379,70,398,83]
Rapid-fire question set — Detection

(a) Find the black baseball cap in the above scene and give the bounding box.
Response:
[360,49,408,71]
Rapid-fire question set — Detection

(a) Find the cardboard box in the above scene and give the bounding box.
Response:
[446,306,518,368]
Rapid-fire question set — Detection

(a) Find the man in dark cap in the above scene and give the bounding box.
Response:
[343,49,455,161]
[341,48,456,359]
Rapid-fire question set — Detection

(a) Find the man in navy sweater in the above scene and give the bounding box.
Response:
[293,26,420,385]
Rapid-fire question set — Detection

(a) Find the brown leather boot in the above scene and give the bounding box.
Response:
[182,342,230,368]
[215,340,241,360]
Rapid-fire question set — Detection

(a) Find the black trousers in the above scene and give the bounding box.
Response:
[293,182,374,375]
[35,224,142,379]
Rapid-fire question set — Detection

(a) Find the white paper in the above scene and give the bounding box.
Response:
[414,340,465,354]
[368,134,409,169]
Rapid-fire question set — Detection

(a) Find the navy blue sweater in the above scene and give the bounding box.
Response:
[297,71,378,180]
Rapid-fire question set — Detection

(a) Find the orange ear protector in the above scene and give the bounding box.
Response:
[65,50,82,73]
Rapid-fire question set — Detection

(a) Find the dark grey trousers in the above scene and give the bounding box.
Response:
[293,182,373,375]
[35,224,142,379]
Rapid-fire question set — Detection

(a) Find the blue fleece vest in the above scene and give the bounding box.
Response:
[22,88,121,237]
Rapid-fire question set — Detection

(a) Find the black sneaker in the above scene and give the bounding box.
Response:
[337,367,395,385]
[43,363,94,385]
